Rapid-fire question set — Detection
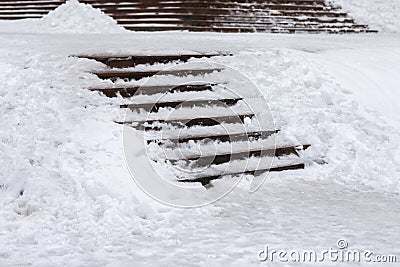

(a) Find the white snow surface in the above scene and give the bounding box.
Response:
[0,0,126,33]
[332,0,400,33]
[0,29,399,265]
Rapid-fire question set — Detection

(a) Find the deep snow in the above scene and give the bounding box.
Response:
[0,32,399,266]
[333,0,400,33]
[0,0,400,265]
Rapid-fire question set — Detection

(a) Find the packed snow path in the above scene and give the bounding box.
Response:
[79,53,311,185]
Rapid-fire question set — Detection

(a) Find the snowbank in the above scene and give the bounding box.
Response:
[332,0,400,33]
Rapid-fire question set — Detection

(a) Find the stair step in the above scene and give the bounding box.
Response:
[89,83,216,97]
[92,2,336,12]
[149,130,279,144]
[93,68,223,81]
[0,14,42,18]
[0,9,50,14]
[119,19,368,28]
[120,21,369,30]
[120,113,254,129]
[118,18,343,25]
[82,0,327,4]
[0,1,65,6]
[78,53,224,68]
[113,13,356,24]
[105,8,349,18]
[77,47,314,185]
[270,27,378,33]
[120,97,243,111]
[121,25,374,33]
[180,162,306,185]
[169,145,310,166]
[0,0,376,34]
[0,5,59,10]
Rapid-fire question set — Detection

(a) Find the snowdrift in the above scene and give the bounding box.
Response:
[333,0,400,33]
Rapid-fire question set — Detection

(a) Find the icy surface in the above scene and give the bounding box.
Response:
[0,31,399,265]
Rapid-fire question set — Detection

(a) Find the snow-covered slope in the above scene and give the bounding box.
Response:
[332,0,400,33]
[312,45,400,127]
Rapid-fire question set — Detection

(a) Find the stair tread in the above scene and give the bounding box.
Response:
[92,68,223,80]
[78,53,223,61]
[115,13,356,22]
[120,97,243,109]
[168,144,310,163]
[93,68,223,73]
[120,113,254,128]
[179,161,306,184]
[123,25,375,33]
[147,130,279,143]
[89,83,216,97]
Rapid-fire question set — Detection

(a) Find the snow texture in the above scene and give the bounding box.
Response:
[332,0,400,33]
[0,0,126,34]
[41,0,126,33]
[0,0,400,262]
[0,31,399,265]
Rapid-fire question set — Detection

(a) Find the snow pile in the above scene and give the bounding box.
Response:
[212,49,400,195]
[40,0,126,33]
[0,36,224,265]
[0,44,169,265]
[332,0,400,33]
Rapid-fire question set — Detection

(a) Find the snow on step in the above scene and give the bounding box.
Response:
[88,83,216,97]
[176,156,306,184]
[93,68,224,81]
[122,112,255,129]
[0,0,376,34]
[160,140,310,162]
[120,97,243,112]
[0,9,51,14]
[78,53,225,68]
[78,52,311,185]
[114,85,239,103]
[143,123,277,141]
[149,130,279,144]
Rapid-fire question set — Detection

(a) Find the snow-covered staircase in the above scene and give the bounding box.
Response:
[0,0,377,33]
[78,53,311,185]
[0,0,63,19]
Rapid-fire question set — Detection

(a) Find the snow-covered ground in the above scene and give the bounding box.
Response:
[1,31,399,266]
[1,1,400,266]
[333,0,400,33]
